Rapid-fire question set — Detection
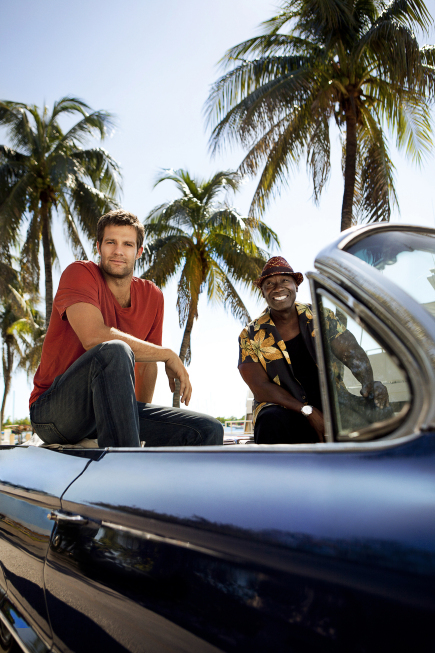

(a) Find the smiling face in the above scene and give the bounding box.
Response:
[261,274,298,312]
[97,225,143,279]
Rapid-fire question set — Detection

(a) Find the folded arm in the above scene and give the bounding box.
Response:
[238,361,324,441]
[66,302,192,405]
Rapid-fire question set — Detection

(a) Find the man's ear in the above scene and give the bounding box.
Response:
[136,246,144,260]
[96,241,101,256]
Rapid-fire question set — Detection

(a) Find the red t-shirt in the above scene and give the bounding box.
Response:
[30,261,164,406]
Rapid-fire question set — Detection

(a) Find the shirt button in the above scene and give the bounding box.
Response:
[302,396,306,400]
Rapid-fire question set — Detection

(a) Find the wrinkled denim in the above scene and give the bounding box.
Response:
[30,340,223,448]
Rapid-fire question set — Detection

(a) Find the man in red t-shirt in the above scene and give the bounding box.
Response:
[29,210,223,448]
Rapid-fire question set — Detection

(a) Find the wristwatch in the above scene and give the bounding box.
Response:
[301,405,313,417]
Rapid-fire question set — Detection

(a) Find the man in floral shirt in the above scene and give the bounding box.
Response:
[238,257,389,444]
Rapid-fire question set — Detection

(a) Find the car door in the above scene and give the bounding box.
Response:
[45,442,435,651]
[44,226,435,652]
[0,446,92,653]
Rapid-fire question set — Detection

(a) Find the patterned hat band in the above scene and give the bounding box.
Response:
[254,257,304,288]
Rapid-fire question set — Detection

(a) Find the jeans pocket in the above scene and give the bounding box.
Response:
[31,421,69,445]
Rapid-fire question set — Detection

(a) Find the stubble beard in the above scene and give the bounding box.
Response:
[100,258,134,280]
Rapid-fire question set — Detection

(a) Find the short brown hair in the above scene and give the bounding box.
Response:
[97,210,145,250]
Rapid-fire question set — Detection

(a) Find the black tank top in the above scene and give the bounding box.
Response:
[284,333,322,410]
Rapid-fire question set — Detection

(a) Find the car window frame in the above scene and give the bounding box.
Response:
[309,274,424,443]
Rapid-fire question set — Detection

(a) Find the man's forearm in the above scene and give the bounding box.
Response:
[254,383,305,412]
[66,302,192,406]
[84,324,172,364]
[239,363,305,413]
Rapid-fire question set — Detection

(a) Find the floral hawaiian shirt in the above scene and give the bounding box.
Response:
[238,303,346,423]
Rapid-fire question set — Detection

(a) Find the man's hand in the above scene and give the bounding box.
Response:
[306,407,325,442]
[360,381,389,409]
[165,352,192,406]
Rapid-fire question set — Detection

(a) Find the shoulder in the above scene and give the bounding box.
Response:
[239,308,270,338]
[59,261,102,286]
[295,302,313,318]
[132,277,164,302]
[295,302,313,316]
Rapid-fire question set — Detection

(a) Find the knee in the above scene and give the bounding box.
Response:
[203,417,224,446]
[100,340,134,365]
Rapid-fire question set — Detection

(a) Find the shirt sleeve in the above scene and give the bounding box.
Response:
[55,263,102,320]
[238,327,258,365]
[144,288,164,346]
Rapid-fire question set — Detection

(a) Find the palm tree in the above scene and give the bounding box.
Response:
[206,0,435,231]
[0,288,43,429]
[141,169,279,407]
[0,96,121,325]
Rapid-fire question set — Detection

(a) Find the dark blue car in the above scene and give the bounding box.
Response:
[1,223,435,652]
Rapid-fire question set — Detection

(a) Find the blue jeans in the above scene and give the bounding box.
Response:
[30,340,223,448]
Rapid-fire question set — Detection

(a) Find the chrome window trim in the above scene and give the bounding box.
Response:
[311,280,419,441]
[311,250,435,428]
[337,222,435,252]
[307,272,435,437]
[11,431,434,454]
[0,600,49,653]
[308,277,335,442]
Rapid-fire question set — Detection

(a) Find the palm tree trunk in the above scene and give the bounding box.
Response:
[172,302,197,408]
[41,202,53,327]
[1,341,13,430]
[341,107,357,232]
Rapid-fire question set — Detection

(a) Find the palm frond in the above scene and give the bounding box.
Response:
[222,34,319,64]
[140,235,190,285]
[0,171,34,248]
[55,110,116,151]
[206,260,251,323]
[176,249,203,328]
[145,198,197,232]
[0,102,37,154]
[20,211,41,295]
[374,0,433,33]
[391,93,433,163]
[206,56,317,152]
[306,114,331,203]
[50,96,93,121]
[68,178,119,240]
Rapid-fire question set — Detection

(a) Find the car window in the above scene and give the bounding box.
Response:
[317,293,411,441]
[345,230,435,317]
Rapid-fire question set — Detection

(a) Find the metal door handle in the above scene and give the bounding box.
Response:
[47,510,88,524]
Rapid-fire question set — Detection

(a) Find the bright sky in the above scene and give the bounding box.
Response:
[1,0,435,421]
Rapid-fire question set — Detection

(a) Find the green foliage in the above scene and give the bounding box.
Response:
[206,0,435,230]
[0,263,45,428]
[216,415,245,424]
[141,169,278,405]
[2,416,31,427]
[141,168,279,360]
[0,96,122,323]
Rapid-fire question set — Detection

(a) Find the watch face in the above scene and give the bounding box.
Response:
[302,405,313,416]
